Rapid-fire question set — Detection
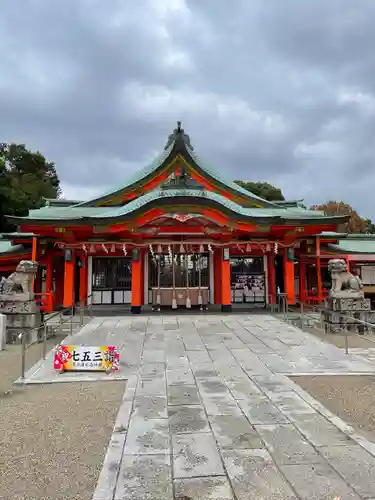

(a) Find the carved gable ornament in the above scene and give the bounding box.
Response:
[166,213,198,223]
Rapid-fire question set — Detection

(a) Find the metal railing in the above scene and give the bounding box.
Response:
[268,293,289,322]
[342,316,375,354]
[284,298,375,355]
[18,294,92,382]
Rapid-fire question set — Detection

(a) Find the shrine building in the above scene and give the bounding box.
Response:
[2,121,369,313]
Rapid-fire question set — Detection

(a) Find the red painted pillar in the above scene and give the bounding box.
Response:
[299,259,307,303]
[63,249,76,308]
[316,237,323,303]
[221,248,232,312]
[213,249,222,304]
[79,254,88,304]
[45,251,54,312]
[31,236,38,292]
[267,253,276,304]
[140,249,146,305]
[131,249,142,314]
[283,249,295,305]
[54,260,64,310]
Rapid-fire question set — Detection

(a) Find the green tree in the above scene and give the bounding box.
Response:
[364,219,375,234]
[234,180,285,201]
[310,200,368,233]
[0,143,60,232]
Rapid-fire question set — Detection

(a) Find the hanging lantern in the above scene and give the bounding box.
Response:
[89,244,96,254]
[180,243,185,253]
[110,244,116,253]
[266,243,271,252]
[199,244,204,254]
[157,244,162,254]
[246,243,251,253]
[122,244,127,256]
[102,243,109,254]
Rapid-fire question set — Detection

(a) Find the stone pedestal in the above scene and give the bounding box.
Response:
[0,294,41,344]
[322,297,375,333]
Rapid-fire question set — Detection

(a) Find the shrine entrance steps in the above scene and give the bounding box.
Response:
[90,303,268,316]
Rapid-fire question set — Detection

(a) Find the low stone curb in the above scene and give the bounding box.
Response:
[288,376,375,459]
[92,375,138,500]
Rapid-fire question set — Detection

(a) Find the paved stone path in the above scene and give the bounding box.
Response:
[19,314,375,499]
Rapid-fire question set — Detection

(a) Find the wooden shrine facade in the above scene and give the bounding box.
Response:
[2,122,350,313]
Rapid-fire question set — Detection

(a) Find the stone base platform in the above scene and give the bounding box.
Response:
[0,295,41,344]
[323,297,375,333]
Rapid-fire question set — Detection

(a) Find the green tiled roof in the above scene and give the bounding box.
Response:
[11,188,347,224]
[0,241,26,256]
[328,235,375,254]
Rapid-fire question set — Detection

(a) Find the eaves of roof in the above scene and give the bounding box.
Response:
[6,189,349,226]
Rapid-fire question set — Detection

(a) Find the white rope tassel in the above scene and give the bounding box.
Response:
[102,244,109,254]
[149,244,155,259]
[122,244,127,256]
[185,253,191,308]
[208,244,213,253]
[171,245,177,309]
[156,254,161,309]
[274,242,278,254]
[82,244,88,254]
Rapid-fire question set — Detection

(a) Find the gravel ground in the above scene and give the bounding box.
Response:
[0,339,125,500]
[291,375,375,442]
[0,337,60,395]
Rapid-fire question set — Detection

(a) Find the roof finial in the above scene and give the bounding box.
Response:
[164,121,194,150]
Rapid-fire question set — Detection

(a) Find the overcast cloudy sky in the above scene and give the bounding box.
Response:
[1,0,375,216]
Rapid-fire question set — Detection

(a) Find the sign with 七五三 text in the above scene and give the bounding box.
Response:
[54,345,120,372]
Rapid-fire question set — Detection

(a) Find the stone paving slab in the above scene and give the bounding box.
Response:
[174,476,235,500]
[222,449,298,500]
[15,313,375,498]
[167,383,201,405]
[255,424,326,466]
[280,462,361,500]
[172,432,225,478]
[114,454,173,500]
[123,417,170,455]
[319,444,375,499]
[168,404,210,434]
[209,414,264,449]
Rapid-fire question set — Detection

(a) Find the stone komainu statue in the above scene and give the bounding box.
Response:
[328,258,364,298]
[0,260,39,295]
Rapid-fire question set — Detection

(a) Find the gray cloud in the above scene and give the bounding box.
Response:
[1,0,375,218]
